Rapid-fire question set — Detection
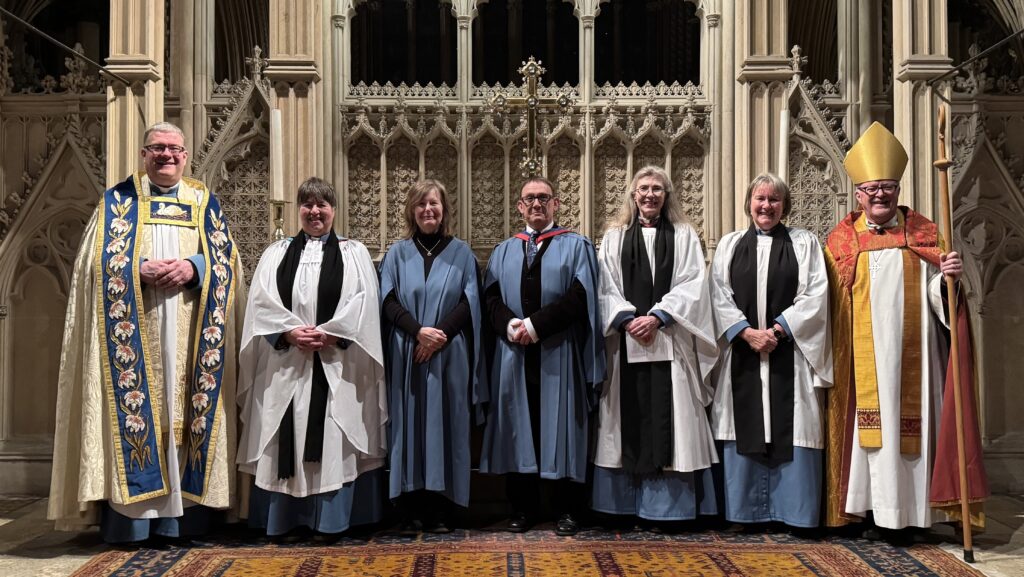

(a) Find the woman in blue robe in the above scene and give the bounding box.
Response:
[380,179,486,533]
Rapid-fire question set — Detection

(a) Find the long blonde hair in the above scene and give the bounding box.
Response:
[610,165,688,229]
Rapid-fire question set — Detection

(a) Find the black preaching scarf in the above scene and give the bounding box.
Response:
[619,217,674,475]
[274,230,344,479]
[728,224,798,466]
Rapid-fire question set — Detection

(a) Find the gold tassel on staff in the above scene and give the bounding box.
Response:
[934,105,974,564]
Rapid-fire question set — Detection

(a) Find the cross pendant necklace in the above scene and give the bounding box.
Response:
[415,236,442,256]
[869,251,883,280]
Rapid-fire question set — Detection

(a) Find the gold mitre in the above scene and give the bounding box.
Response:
[843,122,908,184]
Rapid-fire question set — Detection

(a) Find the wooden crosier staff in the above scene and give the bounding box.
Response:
[934,105,974,564]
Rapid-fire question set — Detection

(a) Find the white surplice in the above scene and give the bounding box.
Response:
[843,248,948,529]
[708,227,833,449]
[594,222,720,473]
[237,237,387,498]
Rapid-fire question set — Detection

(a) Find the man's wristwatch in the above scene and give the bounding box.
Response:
[772,327,785,341]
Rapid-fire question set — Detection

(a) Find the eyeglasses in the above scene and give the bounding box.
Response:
[856,183,898,195]
[143,144,187,155]
[635,185,665,195]
[520,194,554,206]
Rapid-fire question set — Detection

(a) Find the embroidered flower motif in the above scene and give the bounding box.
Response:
[106,237,126,254]
[212,307,225,325]
[215,285,226,302]
[124,390,146,410]
[114,321,135,339]
[117,369,137,389]
[115,344,136,363]
[202,326,222,343]
[201,349,221,367]
[213,264,227,281]
[192,392,210,411]
[110,218,131,235]
[210,231,228,246]
[125,414,146,433]
[190,416,207,435]
[109,300,127,320]
[197,372,217,391]
[109,254,130,271]
[107,276,127,295]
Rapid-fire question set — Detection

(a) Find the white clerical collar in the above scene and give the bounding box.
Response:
[149,182,180,196]
[525,222,555,235]
[305,233,328,243]
[866,215,898,233]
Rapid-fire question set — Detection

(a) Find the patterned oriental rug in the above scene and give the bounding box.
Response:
[71,528,984,577]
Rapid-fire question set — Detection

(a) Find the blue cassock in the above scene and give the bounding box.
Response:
[379,238,486,507]
[479,230,605,482]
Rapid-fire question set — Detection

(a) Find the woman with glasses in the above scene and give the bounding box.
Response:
[237,177,387,539]
[708,172,832,530]
[592,165,719,527]
[379,180,486,534]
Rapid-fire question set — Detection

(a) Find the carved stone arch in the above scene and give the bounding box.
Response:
[0,139,100,440]
[784,81,851,242]
[951,133,1024,444]
[951,134,1024,305]
[193,81,273,283]
[633,133,667,170]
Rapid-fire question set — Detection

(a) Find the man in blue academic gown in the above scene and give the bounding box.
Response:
[480,176,605,536]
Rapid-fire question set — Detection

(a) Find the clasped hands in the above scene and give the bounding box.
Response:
[140,258,194,289]
[624,315,661,346]
[415,327,447,363]
[285,327,340,352]
[740,324,785,354]
[507,318,538,346]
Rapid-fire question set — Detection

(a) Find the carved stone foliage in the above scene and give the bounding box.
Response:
[385,138,419,245]
[216,140,271,285]
[787,136,843,243]
[347,134,382,249]
[671,139,706,244]
[548,137,581,231]
[593,139,627,238]
[470,135,506,250]
[424,140,459,235]
[594,81,704,99]
[339,98,711,256]
[2,42,106,96]
[0,112,105,242]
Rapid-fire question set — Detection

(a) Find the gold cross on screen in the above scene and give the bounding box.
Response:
[489,56,574,177]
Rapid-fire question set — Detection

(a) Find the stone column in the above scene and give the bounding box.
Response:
[453,1,478,235]
[575,0,602,238]
[105,0,165,186]
[702,4,723,254]
[720,0,736,234]
[892,0,951,219]
[267,0,323,228]
[734,0,790,226]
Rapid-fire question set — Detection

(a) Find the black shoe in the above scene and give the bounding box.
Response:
[506,512,531,533]
[555,513,580,536]
[397,519,422,537]
[424,518,452,534]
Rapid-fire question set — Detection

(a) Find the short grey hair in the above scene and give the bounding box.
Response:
[143,122,185,144]
[743,172,792,220]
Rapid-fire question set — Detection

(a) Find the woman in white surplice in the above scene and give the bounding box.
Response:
[708,172,833,529]
[237,177,386,536]
[592,165,720,525]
